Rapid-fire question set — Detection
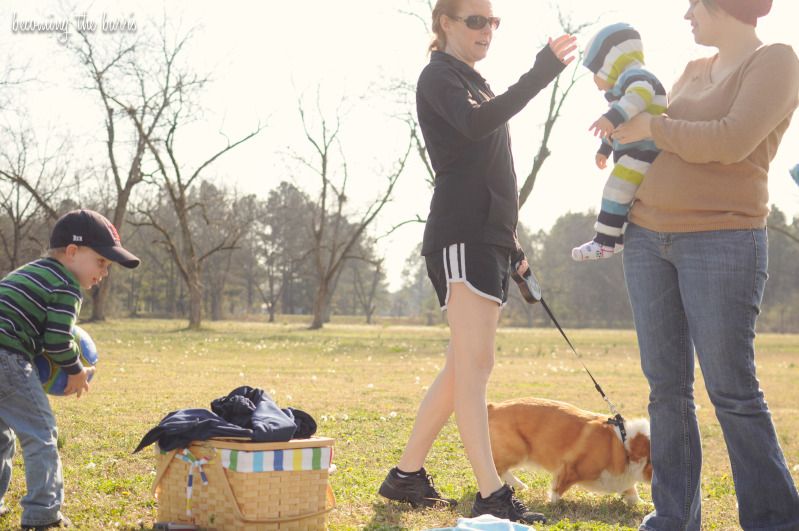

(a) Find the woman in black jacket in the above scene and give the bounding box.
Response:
[378,0,575,524]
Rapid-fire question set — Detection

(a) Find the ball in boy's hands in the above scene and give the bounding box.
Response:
[35,325,99,396]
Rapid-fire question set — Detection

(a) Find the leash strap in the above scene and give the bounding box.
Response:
[539,297,628,443]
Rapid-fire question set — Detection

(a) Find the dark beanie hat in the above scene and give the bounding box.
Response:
[714,0,772,26]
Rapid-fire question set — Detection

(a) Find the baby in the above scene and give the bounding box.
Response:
[572,23,667,261]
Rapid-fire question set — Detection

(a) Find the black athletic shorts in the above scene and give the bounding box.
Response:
[424,243,511,310]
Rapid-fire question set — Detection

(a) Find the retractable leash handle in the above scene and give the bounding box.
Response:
[511,260,542,303]
[512,261,628,443]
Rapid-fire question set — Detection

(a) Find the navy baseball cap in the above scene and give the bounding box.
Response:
[50,209,141,269]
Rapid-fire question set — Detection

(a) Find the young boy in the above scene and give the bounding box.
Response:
[0,209,139,529]
[572,23,667,261]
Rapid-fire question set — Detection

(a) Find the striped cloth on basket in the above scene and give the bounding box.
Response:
[220,446,332,472]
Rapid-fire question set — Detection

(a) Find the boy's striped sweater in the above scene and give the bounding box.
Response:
[0,257,83,374]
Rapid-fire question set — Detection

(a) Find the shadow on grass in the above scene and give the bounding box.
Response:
[542,495,651,528]
[364,492,474,530]
[364,492,649,530]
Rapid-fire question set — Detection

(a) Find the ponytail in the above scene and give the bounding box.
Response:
[428,0,462,53]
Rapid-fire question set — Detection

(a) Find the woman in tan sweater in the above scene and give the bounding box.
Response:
[613,1,799,530]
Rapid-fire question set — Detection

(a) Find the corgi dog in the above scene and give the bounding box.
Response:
[488,397,652,504]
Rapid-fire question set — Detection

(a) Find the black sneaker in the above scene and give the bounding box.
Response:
[22,514,72,530]
[378,467,457,508]
[471,484,546,524]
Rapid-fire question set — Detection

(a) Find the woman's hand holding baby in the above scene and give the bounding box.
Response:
[613,113,653,144]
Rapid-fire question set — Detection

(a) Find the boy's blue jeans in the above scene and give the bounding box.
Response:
[0,349,64,526]
[623,224,799,531]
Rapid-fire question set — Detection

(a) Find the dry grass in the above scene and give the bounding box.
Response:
[1,319,797,530]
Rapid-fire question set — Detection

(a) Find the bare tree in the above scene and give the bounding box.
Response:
[352,258,384,324]
[0,54,31,110]
[0,118,73,269]
[519,12,593,208]
[129,92,262,328]
[66,20,203,320]
[0,120,65,221]
[202,187,258,320]
[296,93,412,329]
[254,226,292,323]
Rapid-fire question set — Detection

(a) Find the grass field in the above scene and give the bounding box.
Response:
[1,319,798,530]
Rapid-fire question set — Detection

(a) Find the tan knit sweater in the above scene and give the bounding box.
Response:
[629,43,799,232]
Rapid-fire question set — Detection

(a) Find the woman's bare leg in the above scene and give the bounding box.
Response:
[397,344,455,472]
[446,283,503,497]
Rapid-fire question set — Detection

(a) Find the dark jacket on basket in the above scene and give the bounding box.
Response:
[134,386,317,452]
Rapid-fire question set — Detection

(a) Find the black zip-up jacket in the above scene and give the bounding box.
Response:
[417,46,565,257]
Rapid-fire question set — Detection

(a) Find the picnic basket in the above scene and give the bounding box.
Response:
[152,437,335,530]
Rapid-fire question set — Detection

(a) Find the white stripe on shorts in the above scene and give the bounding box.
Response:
[439,243,504,310]
[444,243,466,281]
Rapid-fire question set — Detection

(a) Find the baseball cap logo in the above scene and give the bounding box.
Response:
[105,220,121,244]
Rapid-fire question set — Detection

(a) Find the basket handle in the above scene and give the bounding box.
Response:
[211,450,336,524]
[151,448,180,497]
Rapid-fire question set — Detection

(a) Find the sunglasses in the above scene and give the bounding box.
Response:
[451,15,501,30]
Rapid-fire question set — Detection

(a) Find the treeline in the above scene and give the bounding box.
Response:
[2,193,798,332]
[0,180,388,326]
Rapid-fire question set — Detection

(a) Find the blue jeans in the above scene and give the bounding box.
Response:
[623,224,799,531]
[0,350,64,526]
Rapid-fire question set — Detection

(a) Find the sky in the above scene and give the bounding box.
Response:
[3,0,799,291]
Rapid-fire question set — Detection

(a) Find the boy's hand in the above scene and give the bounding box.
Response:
[596,153,608,169]
[64,366,95,398]
[589,116,615,138]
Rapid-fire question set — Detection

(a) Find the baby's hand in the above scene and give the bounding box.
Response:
[589,116,615,138]
[595,154,608,170]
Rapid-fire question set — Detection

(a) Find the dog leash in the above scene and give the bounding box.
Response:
[511,264,628,443]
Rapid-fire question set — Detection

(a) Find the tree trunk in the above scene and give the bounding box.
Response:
[281,269,293,314]
[322,266,344,324]
[187,257,203,329]
[128,270,139,317]
[210,286,223,321]
[188,276,203,329]
[90,275,112,321]
[168,261,178,317]
[247,273,254,313]
[310,283,329,330]
[91,193,133,321]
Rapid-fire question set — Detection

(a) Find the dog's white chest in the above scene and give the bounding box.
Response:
[581,459,646,493]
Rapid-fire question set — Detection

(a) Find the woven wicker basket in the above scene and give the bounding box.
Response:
[153,437,335,530]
